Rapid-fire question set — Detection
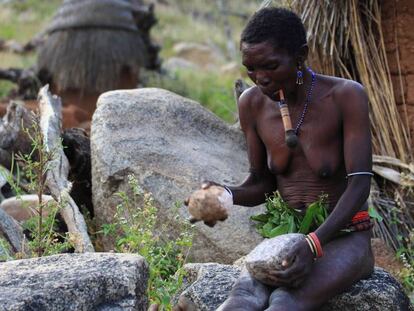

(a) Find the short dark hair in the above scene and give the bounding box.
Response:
[240,7,307,55]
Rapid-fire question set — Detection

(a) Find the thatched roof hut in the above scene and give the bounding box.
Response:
[37,0,159,95]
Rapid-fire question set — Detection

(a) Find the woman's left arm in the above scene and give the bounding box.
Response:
[315,80,372,246]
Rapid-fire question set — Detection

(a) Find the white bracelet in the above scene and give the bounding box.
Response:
[222,185,233,199]
[346,171,374,178]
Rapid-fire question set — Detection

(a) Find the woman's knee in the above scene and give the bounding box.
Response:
[265,289,313,311]
[218,276,270,311]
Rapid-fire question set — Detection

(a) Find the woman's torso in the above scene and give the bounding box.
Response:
[250,74,360,212]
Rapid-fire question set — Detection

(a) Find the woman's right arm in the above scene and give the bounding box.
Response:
[228,89,277,207]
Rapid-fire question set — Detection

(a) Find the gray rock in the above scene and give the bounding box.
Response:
[91,88,264,263]
[176,263,241,311]
[172,42,225,69]
[245,233,304,285]
[0,207,25,254]
[0,253,149,311]
[321,268,414,311]
[176,263,413,311]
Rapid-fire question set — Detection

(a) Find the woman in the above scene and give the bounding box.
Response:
[185,7,374,311]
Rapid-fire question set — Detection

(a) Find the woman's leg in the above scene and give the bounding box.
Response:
[265,231,374,311]
[217,268,272,311]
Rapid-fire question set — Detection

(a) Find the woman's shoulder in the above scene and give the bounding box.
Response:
[317,74,368,108]
[237,85,266,112]
[318,74,366,100]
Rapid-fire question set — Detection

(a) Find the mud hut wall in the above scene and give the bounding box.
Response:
[381,0,414,148]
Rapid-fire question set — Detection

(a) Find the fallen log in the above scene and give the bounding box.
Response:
[0,207,27,255]
[0,68,41,100]
[0,35,44,54]
[38,85,94,252]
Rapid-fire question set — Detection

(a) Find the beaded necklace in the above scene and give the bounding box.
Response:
[293,68,316,135]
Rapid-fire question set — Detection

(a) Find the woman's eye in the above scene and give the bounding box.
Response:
[246,67,254,72]
[267,64,278,70]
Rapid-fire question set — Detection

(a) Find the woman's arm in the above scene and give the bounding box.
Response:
[315,81,372,245]
[227,88,277,207]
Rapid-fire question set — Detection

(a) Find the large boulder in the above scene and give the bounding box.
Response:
[0,253,149,310]
[91,88,264,263]
[176,263,413,311]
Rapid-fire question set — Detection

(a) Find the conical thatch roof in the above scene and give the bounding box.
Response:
[37,0,152,94]
[46,0,139,33]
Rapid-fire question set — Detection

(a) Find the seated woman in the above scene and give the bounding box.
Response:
[184,7,374,311]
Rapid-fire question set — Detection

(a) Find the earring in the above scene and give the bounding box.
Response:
[296,64,303,85]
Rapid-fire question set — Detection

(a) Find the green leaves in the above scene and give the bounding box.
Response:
[102,174,194,310]
[368,206,383,222]
[251,192,329,238]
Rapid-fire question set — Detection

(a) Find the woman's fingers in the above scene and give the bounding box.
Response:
[268,262,307,281]
[201,180,221,189]
[266,266,308,287]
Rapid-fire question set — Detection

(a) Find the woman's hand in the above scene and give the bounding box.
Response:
[266,237,315,288]
[184,181,233,227]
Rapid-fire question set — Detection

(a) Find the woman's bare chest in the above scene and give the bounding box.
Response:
[255,99,343,177]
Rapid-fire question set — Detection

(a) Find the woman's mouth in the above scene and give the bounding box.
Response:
[260,88,281,101]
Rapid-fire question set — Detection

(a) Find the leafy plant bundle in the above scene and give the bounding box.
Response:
[251,192,328,238]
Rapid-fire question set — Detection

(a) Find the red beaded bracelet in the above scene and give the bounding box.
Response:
[307,232,323,258]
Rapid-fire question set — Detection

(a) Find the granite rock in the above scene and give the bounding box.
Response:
[176,263,413,311]
[91,88,264,263]
[0,253,149,311]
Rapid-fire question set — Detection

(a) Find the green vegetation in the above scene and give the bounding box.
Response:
[398,247,414,302]
[0,237,13,261]
[102,175,193,310]
[2,118,73,258]
[0,81,14,99]
[251,192,329,238]
[144,68,239,123]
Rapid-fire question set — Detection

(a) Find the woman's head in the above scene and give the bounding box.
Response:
[240,7,309,98]
[241,7,307,57]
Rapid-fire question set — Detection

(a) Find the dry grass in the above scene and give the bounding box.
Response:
[286,0,414,255]
[293,0,412,162]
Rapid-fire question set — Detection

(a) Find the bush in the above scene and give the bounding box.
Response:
[2,117,73,258]
[102,175,193,310]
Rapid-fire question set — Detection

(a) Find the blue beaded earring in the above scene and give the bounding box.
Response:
[296,63,303,85]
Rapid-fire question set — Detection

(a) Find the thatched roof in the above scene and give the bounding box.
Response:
[46,0,139,33]
[37,0,152,94]
[38,29,147,93]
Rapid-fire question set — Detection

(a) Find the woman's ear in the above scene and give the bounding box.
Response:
[296,44,309,65]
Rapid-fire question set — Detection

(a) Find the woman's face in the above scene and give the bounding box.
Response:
[241,40,297,100]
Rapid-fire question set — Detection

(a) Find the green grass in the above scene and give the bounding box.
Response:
[0,0,62,72]
[0,81,15,99]
[144,68,241,123]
